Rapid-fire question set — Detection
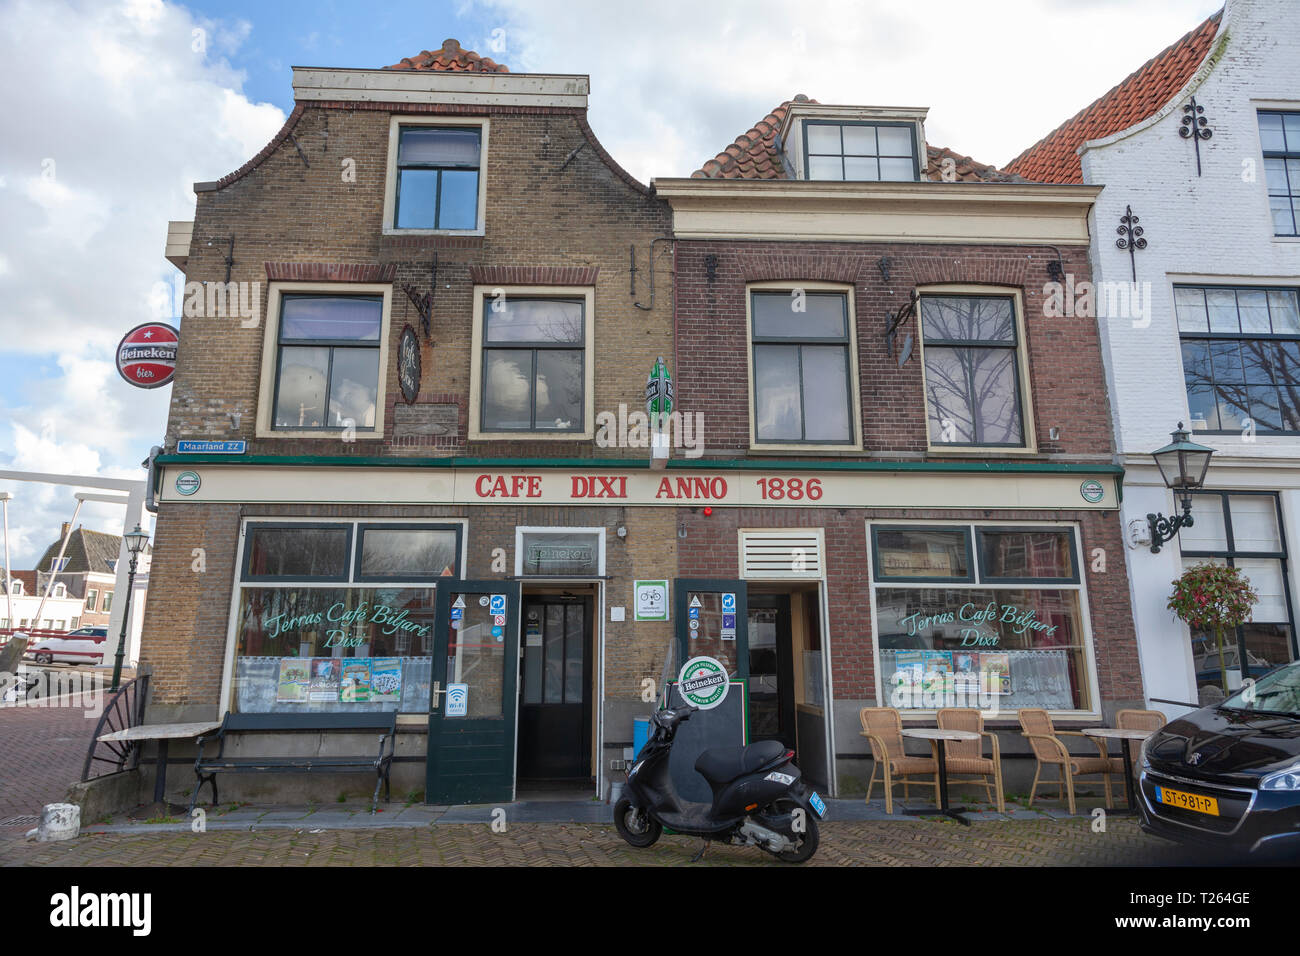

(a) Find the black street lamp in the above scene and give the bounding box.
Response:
[1147,422,1215,554]
[111,523,150,691]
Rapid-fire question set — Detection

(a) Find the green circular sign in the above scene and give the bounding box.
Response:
[1079,479,1105,503]
[175,471,201,496]
[678,655,728,710]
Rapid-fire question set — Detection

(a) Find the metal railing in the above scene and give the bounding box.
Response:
[81,667,150,781]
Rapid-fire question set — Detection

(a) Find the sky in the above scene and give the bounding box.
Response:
[0,0,1222,567]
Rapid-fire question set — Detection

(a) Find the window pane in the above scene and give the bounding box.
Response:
[544,604,564,704]
[446,596,505,717]
[564,605,584,704]
[1239,290,1271,334]
[877,126,913,156]
[1258,112,1286,152]
[1206,289,1239,332]
[1228,495,1282,552]
[754,344,802,440]
[328,348,379,428]
[841,125,876,154]
[359,529,459,579]
[925,346,1023,444]
[398,127,480,165]
[1242,340,1277,384]
[1174,287,1208,332]
[807,156,842,180]
[921,296,1015,343]
[523,609,543,704]
[437,169,478,229]
[281,297,382,341]
[1286,113,1300,148]
[806,124,840,153]
[395,168,439,228]
[979,530,1075,579]
[843,156,879,180]
[1264,157,1289,195]
[1182,339,1212,386]
[1246,384,1282,432]
[801,345,851,441]
[1269,195,1297,235]
[519,533,601,575]
[483,349,534,430]
[874,527,970,579]
[1235,559,1287,620]
[534,349,583,430]
[879,157,914,181]
[274,346,329,428]
[1269,290,1300,333]
[752,291,846,338]
[1180,495,1227,550]
[485,298,584,343]
[245,526,350,579]
[1209,341,1244,382]
[1240,624,1294,679]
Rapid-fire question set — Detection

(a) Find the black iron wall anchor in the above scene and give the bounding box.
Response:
[401,256,436,338]
[877,256,892,283]
[205,236,235,283]
[1116,206,1147,282]
[1178,95,1213,176]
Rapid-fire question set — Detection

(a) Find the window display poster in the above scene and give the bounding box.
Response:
[370,657,402,703]
[981,652,1012,696]
[893,650,924,687]
[340,659,372,703]
[276,658,311,703]
[308,658,342,701]
[952,651,979,692]
[922,650,953,694]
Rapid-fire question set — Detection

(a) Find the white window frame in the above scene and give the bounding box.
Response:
[865,518,1101,720]
[383,116,489,237]
[468,285,596,441]
[86,588,98,608]
[11,580,22,595]
[916,284,1038,455]
[745,280,863,451]
[256,281,394,440]
[513,526,607,578]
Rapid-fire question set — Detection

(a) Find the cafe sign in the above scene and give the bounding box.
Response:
[898,601,1059,647]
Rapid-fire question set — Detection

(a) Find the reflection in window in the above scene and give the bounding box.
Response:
[395,126,481,230]
[751,291,853,443]
[1258,111,1300,237]
[273,296,382,431]
[921,295,1025,446]
[481,297,585,432]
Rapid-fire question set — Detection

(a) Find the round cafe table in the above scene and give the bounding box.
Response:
[900,727,981,825]
[1082,727,1155,814]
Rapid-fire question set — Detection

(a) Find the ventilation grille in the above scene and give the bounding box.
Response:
[740,530,824,579]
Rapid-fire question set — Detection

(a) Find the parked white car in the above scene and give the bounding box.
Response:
[22,626,108,665]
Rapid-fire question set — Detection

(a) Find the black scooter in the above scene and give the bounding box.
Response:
[613,704,824,863]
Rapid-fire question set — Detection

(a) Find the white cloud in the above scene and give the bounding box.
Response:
[0,0,284,566]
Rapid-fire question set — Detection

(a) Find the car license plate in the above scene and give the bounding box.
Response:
[1155,785,1219,816]
[809,791,826,818]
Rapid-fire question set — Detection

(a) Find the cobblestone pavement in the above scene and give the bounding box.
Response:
[0,678,104,825]
[1,816,1239,867]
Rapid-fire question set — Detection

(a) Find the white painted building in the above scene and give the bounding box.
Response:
[1010,0,1300,715]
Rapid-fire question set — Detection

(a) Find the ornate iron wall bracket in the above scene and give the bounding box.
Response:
[1147,499,1194,554]
[1178,96,1213,176]
[884,289,919,363]
[1116,205,1147,282]
[401,255,436,338]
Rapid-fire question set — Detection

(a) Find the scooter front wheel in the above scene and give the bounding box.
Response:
[613,798,662,848]
[767,798,819,864]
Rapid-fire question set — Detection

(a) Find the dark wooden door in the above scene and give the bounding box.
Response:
[517,596,592,780]
[747,593,795,747]
[426,581,520,804]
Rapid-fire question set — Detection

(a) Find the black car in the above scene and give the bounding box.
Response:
[1138,660,1300,859]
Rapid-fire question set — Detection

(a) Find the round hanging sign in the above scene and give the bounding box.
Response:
[116,322,179,389]
[398,324,421,405]
[677,655,729,710]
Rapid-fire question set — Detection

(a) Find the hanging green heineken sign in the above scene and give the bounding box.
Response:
[645,356,674,425]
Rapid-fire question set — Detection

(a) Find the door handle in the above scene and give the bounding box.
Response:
[431,680,447,710]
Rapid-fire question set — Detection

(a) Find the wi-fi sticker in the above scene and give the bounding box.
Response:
[446,683,469,716]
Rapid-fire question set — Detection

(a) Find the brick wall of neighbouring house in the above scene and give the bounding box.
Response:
[672,239,1113,460]
[167,101,672,459]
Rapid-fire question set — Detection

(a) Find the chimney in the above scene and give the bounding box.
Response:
[61,522,71,539]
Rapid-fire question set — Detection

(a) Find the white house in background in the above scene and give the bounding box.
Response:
[1,571,86,633]
[1009,0,1300,715]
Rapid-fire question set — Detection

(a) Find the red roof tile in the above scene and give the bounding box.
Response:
[1006,10,1222,184]
[692,95,1023,182]
[385,38,510,73]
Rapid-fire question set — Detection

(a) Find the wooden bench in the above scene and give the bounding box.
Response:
[190,712,397,814]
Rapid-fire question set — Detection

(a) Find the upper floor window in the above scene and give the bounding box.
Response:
[470,288,595,439]
[1258,111,1300,237]
[9,580,22,595]
[919,292,1030,448]
[749,289,856,445]
[49,557,68,571]
[395,126,481,229]
[86,588,98,607]
[1177,284,1300,434]
[102,591,112,612]
[269,293,383,433]
[53,583,66,598]
[804,122,918,182]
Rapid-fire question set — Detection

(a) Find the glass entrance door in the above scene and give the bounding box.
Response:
[747,593,795,747]
[674,579,749,682]
[426,581,521,804]
[518,595,592,780]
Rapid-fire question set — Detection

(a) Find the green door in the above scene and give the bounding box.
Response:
[674,579,749,683]
[427,581,521,805]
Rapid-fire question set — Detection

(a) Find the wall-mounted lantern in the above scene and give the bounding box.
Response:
[1147,422,1215,554]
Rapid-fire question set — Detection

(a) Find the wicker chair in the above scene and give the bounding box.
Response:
[936,708,1005,813]
[859,707,939,814]
[1018,708,1113,815]
[1102,709,1166,803]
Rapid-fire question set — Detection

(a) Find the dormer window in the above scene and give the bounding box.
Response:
[804,121,919,182]
[10,580,22,595]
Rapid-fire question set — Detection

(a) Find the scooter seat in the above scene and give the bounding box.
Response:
[694,740,787,785]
